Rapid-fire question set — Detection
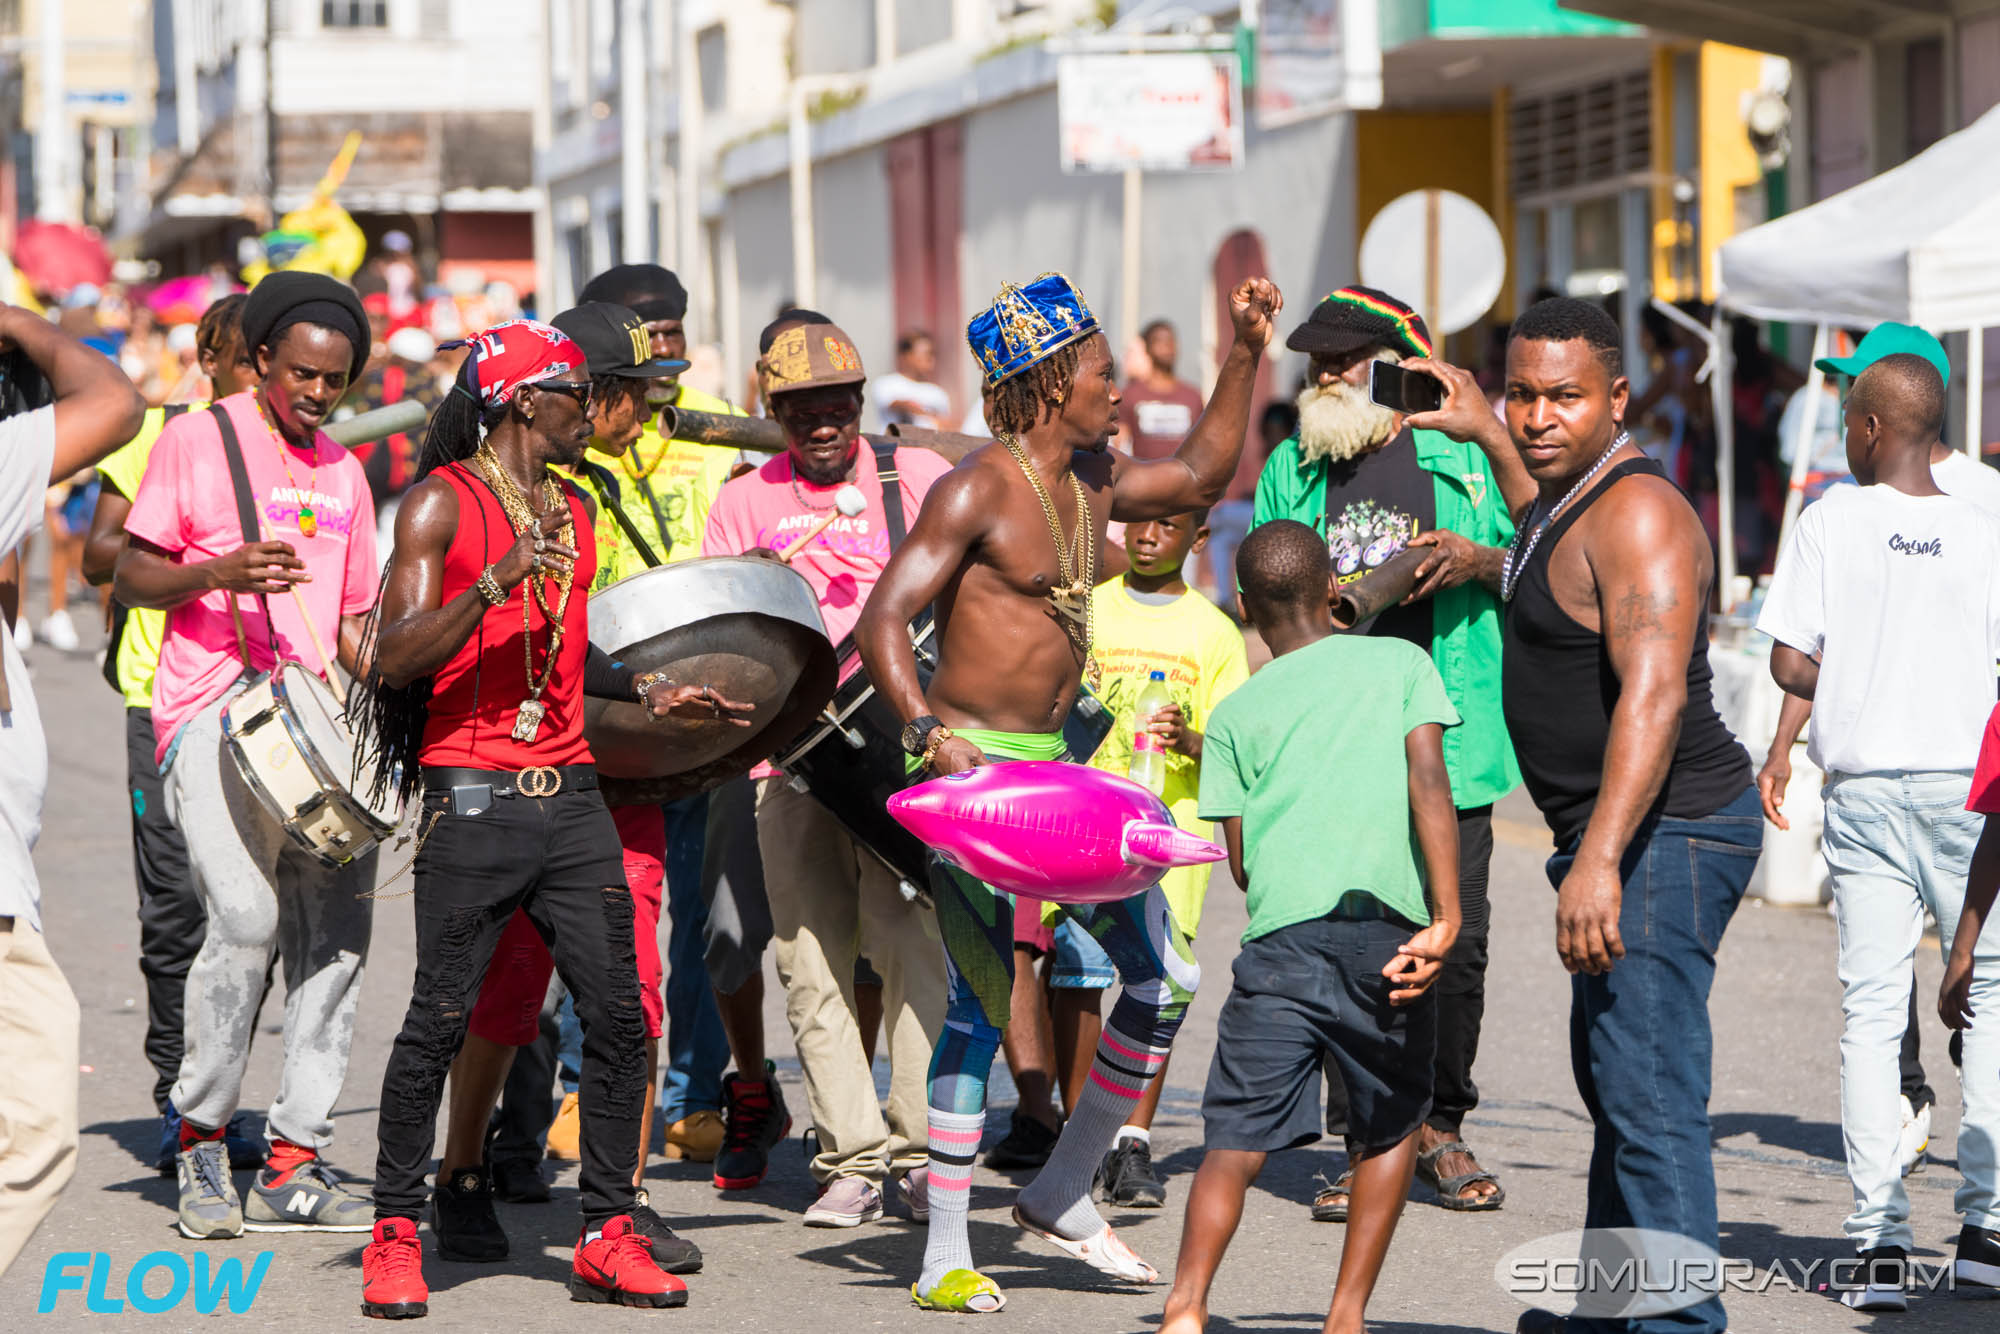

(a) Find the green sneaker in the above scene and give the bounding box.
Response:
[911,1268,1006,1313]
[176,1139,243,1239]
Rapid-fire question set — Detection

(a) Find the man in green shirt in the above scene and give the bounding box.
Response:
[1249,284,1525,1215]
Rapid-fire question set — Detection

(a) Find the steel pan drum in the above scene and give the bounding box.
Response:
[585,557,837,803]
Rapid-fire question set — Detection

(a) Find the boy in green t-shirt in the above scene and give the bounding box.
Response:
[1161,520,1460,1334]
[1035,508,1247,1208]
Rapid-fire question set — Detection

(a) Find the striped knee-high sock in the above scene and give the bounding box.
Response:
[918,1106,986,1292]
[1017,1022,1171,1239]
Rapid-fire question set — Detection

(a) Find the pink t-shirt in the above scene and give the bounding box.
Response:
[125,392,379,764]
[703,442,952,651]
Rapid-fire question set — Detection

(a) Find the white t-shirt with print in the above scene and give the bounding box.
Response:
[0,407,57,929]
[1758,483,2000,776]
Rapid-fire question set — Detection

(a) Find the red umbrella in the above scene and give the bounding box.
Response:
[12,220,113,297]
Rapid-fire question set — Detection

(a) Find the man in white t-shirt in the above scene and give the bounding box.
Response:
[868,329,952,431]
[1757,352,2000,1308]
[1760,324,1999,1175]
[0,306,147,1276]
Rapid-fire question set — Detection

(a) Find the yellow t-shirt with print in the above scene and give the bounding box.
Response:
[579,384,744,590]
[97,404,205,710]
[1084,578,1249,935]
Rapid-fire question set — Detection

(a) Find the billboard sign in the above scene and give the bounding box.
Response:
[1057,51,1245,174]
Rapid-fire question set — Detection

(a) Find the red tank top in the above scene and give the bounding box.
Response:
[418,463,598,770]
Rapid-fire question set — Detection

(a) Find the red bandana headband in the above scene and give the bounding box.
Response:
[447,319,587,408]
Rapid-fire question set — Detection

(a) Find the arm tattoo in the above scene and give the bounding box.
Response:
[1611,587,1680,642]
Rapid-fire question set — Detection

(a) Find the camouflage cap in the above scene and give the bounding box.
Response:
[758,321,867,397]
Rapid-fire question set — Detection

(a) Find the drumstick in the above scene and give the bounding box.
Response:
[780,484,868,563]
[257,518,337,679]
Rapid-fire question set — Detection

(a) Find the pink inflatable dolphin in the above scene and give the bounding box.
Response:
[887,761,1227,904]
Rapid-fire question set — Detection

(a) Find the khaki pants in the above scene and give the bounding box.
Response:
[0,918,79,1278]
[756,779,945,1187]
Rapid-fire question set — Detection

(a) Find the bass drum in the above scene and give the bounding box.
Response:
[772,612,1112,896]
[585,557,838,805]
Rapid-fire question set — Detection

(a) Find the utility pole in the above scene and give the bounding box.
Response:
[36,0,71,221]
[619,0,650,261]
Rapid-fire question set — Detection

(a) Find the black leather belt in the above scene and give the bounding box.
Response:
[421,765,598,799]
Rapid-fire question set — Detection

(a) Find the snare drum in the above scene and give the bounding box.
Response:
[222,661,402,866]
[773,614,1113,894]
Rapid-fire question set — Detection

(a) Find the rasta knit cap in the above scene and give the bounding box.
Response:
[241,271,371,383]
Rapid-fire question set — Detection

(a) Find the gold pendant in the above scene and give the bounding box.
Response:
[512,698,547,744]
[1086,656,1102,690]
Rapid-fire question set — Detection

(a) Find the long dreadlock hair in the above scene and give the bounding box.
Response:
[985,341,1083,439]
[346,355,514,805]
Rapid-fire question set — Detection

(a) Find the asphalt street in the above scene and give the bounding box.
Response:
[2,605,1996,1331]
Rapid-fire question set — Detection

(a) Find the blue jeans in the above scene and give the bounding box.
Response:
[1546,786,1761,1334]
[1822,771,2000,1249]
[660,794,730,1122]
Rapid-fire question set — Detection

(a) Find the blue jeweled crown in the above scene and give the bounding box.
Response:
[966,272,1101,388]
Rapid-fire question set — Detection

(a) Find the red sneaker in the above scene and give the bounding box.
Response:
[360,1217,429,1319]
[570,1215,690,1308]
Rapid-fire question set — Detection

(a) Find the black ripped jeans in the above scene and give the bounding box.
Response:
[374,783,647,1226]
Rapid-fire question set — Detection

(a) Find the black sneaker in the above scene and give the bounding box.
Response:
[630,1189,703,1274]
[983,1110,1059,1170]
[1957,1224,2000,1290]
[431,1165,509,1262]
[714,1062,791,1191]
[489,1156,551,1205]
[1094,1138,1166,1209]
[1840,1244,1908,1311]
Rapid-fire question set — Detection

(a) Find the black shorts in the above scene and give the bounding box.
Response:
[1202,914,1436,1154]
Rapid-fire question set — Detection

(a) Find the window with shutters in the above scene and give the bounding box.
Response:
[1509,71,1650,205]
[322,0,389,27]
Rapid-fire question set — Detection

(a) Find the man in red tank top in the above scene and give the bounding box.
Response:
[347,320,748,1318]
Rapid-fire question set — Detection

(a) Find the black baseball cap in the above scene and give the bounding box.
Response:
[550,302,690,378]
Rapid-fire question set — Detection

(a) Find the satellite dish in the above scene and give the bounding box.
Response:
[1358,190,1506,338]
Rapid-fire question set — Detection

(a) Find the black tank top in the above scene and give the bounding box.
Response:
[1501,456,1751,847]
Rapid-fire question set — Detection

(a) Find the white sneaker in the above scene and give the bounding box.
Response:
[12,617,30,653]
[1896,1095,1930,1177]
[39,608,78,652]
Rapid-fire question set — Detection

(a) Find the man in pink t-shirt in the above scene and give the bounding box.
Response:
[700,318,950,1228]
[113,272,381,1242]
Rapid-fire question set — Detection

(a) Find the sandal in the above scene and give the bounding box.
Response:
[1415,1139,1505,1212]
[1310,1169,1352,1223]
[1012,1203,1158,1283]
[911,1269,1006,1313]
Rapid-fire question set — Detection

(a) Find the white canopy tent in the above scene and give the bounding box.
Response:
[1705,102,2000,601]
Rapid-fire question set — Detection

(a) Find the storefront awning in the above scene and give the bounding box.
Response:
[1560,0,1945,56]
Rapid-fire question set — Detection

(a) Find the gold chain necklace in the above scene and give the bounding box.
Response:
[472,442,578,742]
[1000,432,1099,687]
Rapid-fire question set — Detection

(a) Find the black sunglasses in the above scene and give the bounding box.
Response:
[534,380,595,408]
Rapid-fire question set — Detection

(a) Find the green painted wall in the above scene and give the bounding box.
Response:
[1380,0,1637,47]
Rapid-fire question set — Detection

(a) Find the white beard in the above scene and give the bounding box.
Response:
[1295,378,1399,464]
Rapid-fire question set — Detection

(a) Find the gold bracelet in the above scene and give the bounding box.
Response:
[632,669,674,707]
[475,566,507,607]
[920,724,955,772]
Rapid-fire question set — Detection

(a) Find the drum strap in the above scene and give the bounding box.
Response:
[210,405,284,666]
[579,461,664,568]
[870,437,907,550]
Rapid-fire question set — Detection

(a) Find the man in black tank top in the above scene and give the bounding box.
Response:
[1432,299,1758,1334]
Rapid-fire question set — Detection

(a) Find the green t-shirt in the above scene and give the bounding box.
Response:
[1197,633,1459,941]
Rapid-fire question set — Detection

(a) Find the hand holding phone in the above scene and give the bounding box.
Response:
[1369,360,1445,415]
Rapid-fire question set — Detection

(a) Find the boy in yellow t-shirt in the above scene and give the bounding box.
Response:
[1048,508,1248,1208]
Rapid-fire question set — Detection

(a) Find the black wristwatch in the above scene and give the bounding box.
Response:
[900,715,945,757]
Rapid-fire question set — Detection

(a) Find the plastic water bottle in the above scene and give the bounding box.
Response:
[1127,670,1173,797]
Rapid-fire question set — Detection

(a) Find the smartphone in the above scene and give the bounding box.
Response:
[1369,361,1444,415]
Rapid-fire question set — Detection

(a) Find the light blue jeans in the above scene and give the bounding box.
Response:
[1822,771,2000,1250]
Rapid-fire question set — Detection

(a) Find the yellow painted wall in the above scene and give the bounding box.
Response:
[1354,110,1499,343]
[1698,42,1769,302]
[1650,45,1679,303]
